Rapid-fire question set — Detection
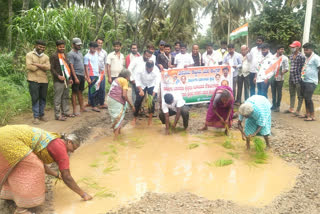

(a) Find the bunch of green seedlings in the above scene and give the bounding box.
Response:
[222,139,234,149]
[78,177,115,198]
[147,94,154,109]
[206,159,233,167]
[253,137,268,164]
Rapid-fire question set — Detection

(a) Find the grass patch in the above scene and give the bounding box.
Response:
[222,139,234,149]
[188,143,199,149]
[227,152,240,159]
[252,137,268,164]
[190,112,200,118]
[215,159,233,167]
[89,160,100,168]
[101,151,109,155]
[103,165,119,174]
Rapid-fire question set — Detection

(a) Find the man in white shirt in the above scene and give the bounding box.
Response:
[249,36,264,96]
[173,44,194,68]
[107,41,125,83]
[270,45,289,112]
[159,92,189,135]
[223,43,242,98]
[133,60,161,125]
[202,43,218,66]
[254,43,273,98]
[236,45,251,104]
[128,50,153,103]
[125,43,140,68]
[95,38,108,109]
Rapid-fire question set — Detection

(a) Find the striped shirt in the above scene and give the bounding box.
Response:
[289,52,305,84]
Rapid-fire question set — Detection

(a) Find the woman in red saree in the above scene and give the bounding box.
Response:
[200,85,234,135]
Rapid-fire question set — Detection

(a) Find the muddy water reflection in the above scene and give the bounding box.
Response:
[53,124,299,214]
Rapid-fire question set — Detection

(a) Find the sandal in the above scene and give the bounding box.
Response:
[63,114,75,118]
[304,118,316,121]
[55,116,67,121]
[14,208,33,214]
[292,112,300,117]
[284,110,294,114]
[298,115,308,118]
[92,108,101,112]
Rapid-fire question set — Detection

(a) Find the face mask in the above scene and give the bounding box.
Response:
[262,51,268,57]
[290,47,296,53]
[221,49,226,53]
[257,44,261,48]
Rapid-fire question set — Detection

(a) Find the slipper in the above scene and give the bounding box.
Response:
[56,117,67,121]
[99,105,108,109]
[298,115,307,118]
[304,118,316,121]
[74,112,81,116]
[63,114,75,118]
[80,109,88,112]
[284,110,294,114]
[92,108,101,112]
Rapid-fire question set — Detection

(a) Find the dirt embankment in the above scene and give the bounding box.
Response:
[1,100,320,214]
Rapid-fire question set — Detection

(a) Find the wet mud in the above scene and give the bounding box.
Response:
[53,124,299,213]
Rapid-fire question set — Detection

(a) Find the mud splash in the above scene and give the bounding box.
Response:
[53,124,299,214]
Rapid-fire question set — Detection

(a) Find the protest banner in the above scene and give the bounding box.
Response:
[161,66,233,104]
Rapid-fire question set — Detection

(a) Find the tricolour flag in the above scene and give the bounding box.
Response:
[58,53,71,81]
[264,57,283,79]
[90,70,105,94]
[230,23,248,41]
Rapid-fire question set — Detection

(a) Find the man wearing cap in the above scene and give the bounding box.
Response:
[26,40,50,124]
[154,40,166,59]
[285,41,305,115]
[300,43,320,121]
[68,38,86,116]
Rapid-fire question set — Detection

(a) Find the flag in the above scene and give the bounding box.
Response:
[264,57,283,79]
[90,70,105,94]
[230,23,248,41]
[58,53,71,81]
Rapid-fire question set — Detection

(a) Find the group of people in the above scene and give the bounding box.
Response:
[2,35,319,214]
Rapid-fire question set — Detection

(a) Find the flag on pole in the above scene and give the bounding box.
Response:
[230,23,248,41]
[58,53,71,81]
[90,70,105,94]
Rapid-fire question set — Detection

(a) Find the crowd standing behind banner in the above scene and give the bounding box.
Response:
[2,36,319,214]
[25,37,320,125]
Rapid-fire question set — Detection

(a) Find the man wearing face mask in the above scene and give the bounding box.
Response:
[249,36,264,96]
[216,41,228,65]
[128,50,153,103]
[300,43,320,121]
[254,43,273,98]
[285,41,305,115]
[270,45,289,112]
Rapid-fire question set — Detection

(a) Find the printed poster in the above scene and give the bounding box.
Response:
[161,66,233,104]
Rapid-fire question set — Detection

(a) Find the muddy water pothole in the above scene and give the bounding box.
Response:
[53,124,299,214]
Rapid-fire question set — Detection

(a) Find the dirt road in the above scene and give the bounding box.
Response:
[1,92,320,214]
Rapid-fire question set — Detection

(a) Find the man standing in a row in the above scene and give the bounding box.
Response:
[236,45,251,105]
[68,38,86,116]
[126,43,140,68]
[107,41,125,84]
[96,38,108,109]
[157,44,173,71]
[249,36,264,96]
[285,41,305,115]
[26,40,50,124]
[270,45,289,112]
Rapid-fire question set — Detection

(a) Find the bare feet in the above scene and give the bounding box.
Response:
[14,208,32,214]
[198,126,208,131]
[131,118,137,126]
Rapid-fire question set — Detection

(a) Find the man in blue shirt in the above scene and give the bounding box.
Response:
[84,41,100,112]
[301,43,320,121]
